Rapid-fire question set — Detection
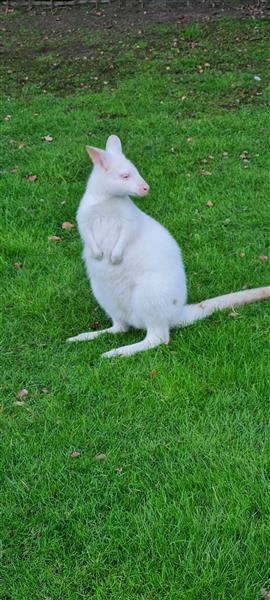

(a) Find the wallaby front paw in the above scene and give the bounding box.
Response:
[110,251,123,265]
[92,249,103,261]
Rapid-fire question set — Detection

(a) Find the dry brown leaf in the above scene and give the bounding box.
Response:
[95,453,106,461]
[19,142,27,149]
[17,388,28,399]
[90,321,100,330]
[10,167,18,174]
[150,369,158,378]
[239,252,245,258]
[43,135,54,142]
[14,262,23,269]
[70,451,81,459]
[26,174,38,182]
[258,255,268,262]
[62,221,75,231]
[48,235,61,242]
[206,200,214,208]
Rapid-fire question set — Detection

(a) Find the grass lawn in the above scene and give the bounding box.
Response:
[1,8,270,600]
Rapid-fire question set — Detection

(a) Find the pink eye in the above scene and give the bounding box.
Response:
[120,173,130,180]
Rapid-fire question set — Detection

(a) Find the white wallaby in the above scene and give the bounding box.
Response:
[67,135,270,358]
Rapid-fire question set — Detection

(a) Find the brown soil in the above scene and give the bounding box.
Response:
[1,1,270,36]
[1,0,269,95]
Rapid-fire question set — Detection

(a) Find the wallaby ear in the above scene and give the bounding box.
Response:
[106,135,122,154]
[86,146,110,171]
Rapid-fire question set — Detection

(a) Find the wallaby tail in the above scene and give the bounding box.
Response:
[180,286,270,326]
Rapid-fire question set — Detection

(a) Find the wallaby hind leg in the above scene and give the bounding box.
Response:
[67,321,128,343]
[102,326,169,358]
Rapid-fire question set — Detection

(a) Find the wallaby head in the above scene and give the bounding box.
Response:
[86,135,149,198]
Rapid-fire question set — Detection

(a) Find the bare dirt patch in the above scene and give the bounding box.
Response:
[1,0,269,95]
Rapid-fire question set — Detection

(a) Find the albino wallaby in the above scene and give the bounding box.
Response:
[67,135,270,358]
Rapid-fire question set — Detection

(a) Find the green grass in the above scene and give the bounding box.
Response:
[1,12,270,600]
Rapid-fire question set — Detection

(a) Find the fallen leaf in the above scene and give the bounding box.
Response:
[15,400,26,406]
[26,174,38,182]
[150,369,158,378]
[70,451,81,459]
[116,467,123,474]
[260,590,270,600]
[258,255,268,262]
[223,218,230,225]
[4,114,12,121]
[41,387,49,394]
[10,167,18,174]
[187,136,193,142]
[19,143,27,149]
[228,311,240,319]
[240,151,249,159]
[95,453,106,461]
[48,235,61,242]
[206,200,214,208]
[14,262,23,269]
[90,321,100,330]
[239,252,245,257]
[62,221,75,231]
[201,170,212,176]
[43,135,54,142]
[17,388,28,398]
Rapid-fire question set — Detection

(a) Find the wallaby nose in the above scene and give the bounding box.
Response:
[138,182,149,196]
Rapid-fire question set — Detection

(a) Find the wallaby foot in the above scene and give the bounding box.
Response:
[102,327,169,358]
[67,322,128,343]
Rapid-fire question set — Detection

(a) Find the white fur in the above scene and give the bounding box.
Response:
[67,135,270,358]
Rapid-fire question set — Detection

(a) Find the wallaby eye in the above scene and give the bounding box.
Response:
[120,173,130,180]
